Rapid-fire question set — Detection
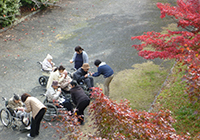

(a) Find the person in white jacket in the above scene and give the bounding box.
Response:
[45,81,62,102]
[42,54,55,72]
[46,65,65,89]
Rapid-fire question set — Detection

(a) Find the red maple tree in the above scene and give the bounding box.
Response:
[131,0,200,103]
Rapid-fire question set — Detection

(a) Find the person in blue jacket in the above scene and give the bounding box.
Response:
[70,46,88,70]
[91,59,114,97]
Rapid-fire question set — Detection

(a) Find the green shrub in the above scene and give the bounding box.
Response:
[0,0,21,27]
[20,0,34,7]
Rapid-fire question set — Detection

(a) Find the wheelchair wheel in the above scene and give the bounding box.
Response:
[43,98,48,104]
[43,103,58,122]
[0,108,12,127]
[39,76,48,87]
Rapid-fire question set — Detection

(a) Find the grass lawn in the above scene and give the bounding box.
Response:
[109,60,174,111]
[152,64,200,138]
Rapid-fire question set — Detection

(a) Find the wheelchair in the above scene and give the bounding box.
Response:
[43,92,74,122]
[0,97,31,131]
[72,71,91,97]
[37,61,51,87]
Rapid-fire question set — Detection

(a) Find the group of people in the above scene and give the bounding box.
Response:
[43,46,114,97]
[5,45,115,138]
[7,93,46,138]
[70,46,114,97]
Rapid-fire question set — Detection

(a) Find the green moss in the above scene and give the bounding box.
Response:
[109,61,172,111]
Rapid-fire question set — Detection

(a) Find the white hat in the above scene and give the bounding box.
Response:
[46,54,53,60]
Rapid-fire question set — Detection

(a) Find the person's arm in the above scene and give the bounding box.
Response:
[92,67,102,77]
[58,74,65,83]
[74,70,86,82]
[25,99,31,113]
[52,88,61,100]
[61,77,72,88]
[70,52,77,63]
[82,51,88,63]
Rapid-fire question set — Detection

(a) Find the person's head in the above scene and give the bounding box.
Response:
[94,59,101,67]
[70,80,77,88]
[81,63,90,72]
[13,94,20,103]
[51,80,60,89]
[46,54,53,62]
[75,46,84,54]
[63,70,68,78]
[58,65,65,73]
[21,93,31,103]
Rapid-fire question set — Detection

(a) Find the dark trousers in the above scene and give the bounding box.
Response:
[84,77,94,89]
[30,108,46,137]
[76,100,90,124]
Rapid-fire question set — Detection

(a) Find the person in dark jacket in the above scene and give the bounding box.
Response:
[91,59,114,97]
[73,63,94,90]
[70,80,90,125]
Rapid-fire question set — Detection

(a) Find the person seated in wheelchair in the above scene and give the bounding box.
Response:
[42,54,55,72]
[7,94,23,116]
[73,63,94,92]
[45,80,73,112]
[59,70,72,93]
[7,94,31,129]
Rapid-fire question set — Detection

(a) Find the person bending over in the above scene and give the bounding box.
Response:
[21,93,46,138]
[70,80,90,125]
[91,59,114,97]
[46,65,65,89]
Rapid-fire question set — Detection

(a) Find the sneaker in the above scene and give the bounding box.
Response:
[25,125,31,130]
[12,125,17,129]
[27,133,34,138]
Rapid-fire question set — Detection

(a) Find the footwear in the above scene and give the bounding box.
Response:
[80,121,85,125]
[25,125,31,130]
[12,125,17,129]
[27,133,34,138]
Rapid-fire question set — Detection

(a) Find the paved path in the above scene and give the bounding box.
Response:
[0,0,175,139]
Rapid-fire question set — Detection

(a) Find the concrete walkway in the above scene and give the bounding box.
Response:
[0,0,175,139]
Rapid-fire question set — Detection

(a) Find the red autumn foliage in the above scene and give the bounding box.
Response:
[42,87,190,139]
[131,0,200,103]
[88,87,190,139]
